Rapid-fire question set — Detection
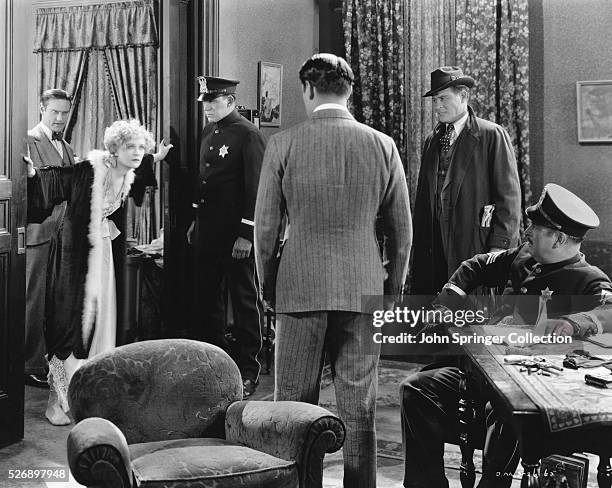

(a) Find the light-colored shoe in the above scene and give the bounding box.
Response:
[45,389,71,426]
[46,357,72,426]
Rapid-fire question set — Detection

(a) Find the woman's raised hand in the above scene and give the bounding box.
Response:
[153,139,174,163]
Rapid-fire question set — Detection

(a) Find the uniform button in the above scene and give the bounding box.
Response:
[214,130,219,134]
[520,287,527,294]
[209,146,214,151]
[205,163,210,167]
[202,180,207,185]
[200,199,205,204]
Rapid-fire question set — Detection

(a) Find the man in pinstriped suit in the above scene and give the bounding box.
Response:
[255,53,412,488]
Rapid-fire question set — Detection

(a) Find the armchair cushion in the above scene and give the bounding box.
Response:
[130,438,298,488]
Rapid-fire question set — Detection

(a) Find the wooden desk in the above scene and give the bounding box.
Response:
[451,326,612,488]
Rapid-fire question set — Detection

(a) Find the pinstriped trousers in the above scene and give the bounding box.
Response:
[275,311,380,488]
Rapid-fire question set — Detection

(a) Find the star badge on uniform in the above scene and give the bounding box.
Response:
[219,145,229,158]
[540,287,554,300]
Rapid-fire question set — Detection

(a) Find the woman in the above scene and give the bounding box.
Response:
[25,119,171,425]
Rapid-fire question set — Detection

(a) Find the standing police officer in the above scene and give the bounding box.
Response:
[187,76,265,397]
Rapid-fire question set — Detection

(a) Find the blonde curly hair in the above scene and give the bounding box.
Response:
[103,119,155,155]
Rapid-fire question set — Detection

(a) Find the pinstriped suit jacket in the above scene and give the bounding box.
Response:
[255,108,412,313]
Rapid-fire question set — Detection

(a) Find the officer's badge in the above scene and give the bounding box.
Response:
[219,145,229,158]
[540,287,554,300]
[197,76,208,95]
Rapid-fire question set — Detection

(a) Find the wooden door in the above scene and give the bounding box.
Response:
[0,0,29,448]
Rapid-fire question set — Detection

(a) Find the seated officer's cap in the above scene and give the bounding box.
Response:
[526,183,599,238]
[197,76,240,102]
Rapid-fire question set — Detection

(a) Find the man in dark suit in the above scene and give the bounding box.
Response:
[187,76,265,398]
[25,88,76,387]
[401,184,612,488]
[255,53,412,488]
[410,67,522,295]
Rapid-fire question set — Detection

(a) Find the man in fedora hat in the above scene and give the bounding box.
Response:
[410,66,522,296]
[187,76,266,398]
[400,184,612,487]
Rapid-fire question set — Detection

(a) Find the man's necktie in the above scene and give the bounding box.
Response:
[52,131,63,141]
[440,124,455,153]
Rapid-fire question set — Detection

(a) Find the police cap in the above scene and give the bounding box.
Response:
[526,183,599,238]
[197,76,239,102]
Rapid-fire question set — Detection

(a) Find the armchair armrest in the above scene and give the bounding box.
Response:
[67,417,133,488]
[225,400,345,488]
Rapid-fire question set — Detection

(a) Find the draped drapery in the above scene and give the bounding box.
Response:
[455,0,531,206]
[34,0,159,243]
[68,50,118,159]
[342,0,406,171]
[343,0,531,209]
[104,45,159,245]
[404,0,456,203]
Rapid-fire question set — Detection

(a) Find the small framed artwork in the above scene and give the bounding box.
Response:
[258,61,283,127]
[540,454,589,488]
[576,80,612,143]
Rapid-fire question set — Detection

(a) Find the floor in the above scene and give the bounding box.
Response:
[0,359,600,488]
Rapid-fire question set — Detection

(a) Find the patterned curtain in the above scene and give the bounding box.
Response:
[68,50,118,158]
[342,0,406,168]
[104,44,159,244]
[455,0,531,207]
[34,0,159,243]
[404,0,456,202]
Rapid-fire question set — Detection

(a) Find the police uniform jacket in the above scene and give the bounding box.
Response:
[194,109,265,254]
[439,244,612,335]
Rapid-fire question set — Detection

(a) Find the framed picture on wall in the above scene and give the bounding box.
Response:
[258,61,283,127]
[576,80,612,143]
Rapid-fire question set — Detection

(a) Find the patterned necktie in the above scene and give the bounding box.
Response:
[52,131,63,141]
[440,123,455,153]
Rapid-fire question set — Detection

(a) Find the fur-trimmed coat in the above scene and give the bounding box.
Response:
[27,150,155,360]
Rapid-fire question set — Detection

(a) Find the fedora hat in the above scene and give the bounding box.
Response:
[423,66,475,97]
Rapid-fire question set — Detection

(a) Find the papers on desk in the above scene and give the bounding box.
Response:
[134,233,163,257]
[585,333,612,348]
[482,324,532,341]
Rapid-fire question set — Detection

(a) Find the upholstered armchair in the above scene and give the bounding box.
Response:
[66,339,345,488]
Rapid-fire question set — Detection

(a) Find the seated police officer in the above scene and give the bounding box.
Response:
[187,76,266,398]
[401,183,612,488]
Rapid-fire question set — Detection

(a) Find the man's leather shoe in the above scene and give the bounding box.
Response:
[242,379,257,398]
[25,374,49,388]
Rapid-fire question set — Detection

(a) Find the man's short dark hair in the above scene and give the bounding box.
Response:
[40,89,72,107]
[298,53,354,96]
